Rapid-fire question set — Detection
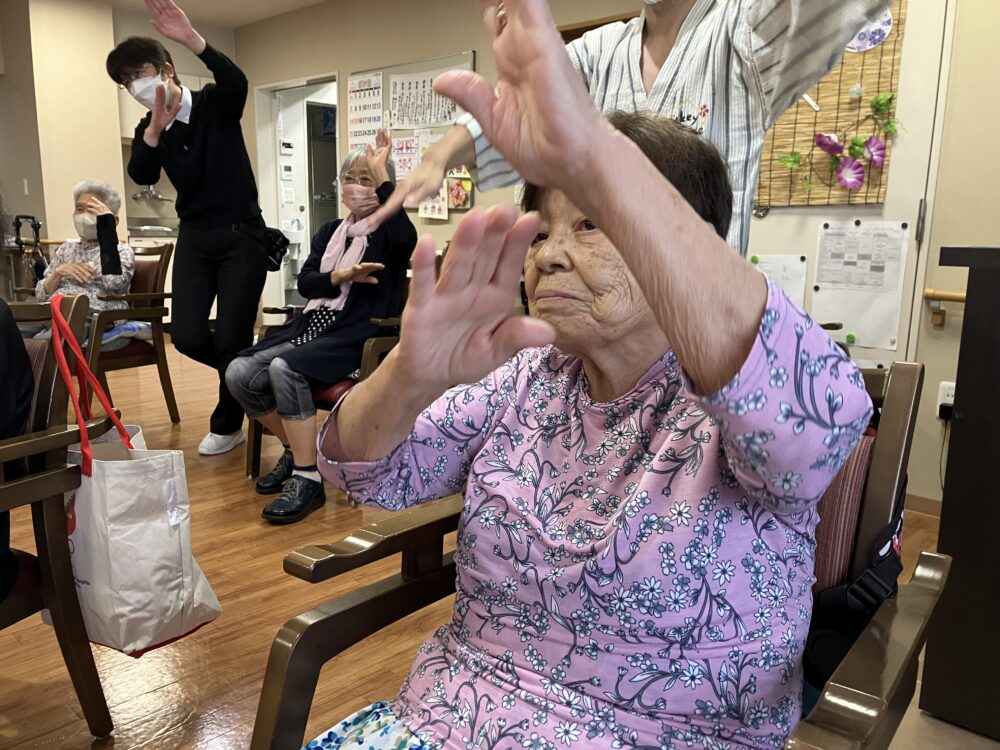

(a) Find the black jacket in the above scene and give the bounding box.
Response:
[241,182,417,383]
[128,45,260,228]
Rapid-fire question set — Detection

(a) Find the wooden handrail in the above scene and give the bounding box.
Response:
[924,288,966,304]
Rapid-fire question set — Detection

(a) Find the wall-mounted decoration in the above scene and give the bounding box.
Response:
[755,0,907,211]
[447,166,474,211]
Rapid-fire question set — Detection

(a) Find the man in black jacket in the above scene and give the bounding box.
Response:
[107,0,266,456]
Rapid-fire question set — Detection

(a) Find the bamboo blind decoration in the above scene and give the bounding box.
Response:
[755,0,908,211]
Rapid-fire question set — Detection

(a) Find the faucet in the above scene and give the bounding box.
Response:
[131,186,174,202]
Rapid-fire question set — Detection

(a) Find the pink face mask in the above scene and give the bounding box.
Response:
[341,183,379,219]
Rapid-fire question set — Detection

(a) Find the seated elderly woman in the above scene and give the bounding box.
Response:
[226,129,416,525]
[309,110,873,750]
[32,180,135,351]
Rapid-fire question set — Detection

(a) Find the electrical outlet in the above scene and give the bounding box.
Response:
[937,381,956,418]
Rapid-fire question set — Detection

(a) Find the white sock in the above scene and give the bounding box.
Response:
[293,467,321,483]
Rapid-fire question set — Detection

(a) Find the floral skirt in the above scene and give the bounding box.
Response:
[304,702,430,750]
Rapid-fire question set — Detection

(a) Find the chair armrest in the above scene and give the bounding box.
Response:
[263,306,297,316]
[787,551,952,750]
[97,292,172,302]
[14,287,36,297]
[0,464,81,513]
[0,416,117,463]
[370,317,401,328]
[284,495,463,583]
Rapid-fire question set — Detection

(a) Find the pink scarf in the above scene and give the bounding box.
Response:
[303,186,379,312]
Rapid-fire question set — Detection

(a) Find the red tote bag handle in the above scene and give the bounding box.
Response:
[50,295,134,476]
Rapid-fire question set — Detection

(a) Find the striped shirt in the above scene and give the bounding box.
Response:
[458,0,888,255]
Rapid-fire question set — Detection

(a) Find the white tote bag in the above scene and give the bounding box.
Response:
[46,295,222,656]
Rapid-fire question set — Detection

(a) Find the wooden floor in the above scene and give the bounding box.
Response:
[0,343,941,749]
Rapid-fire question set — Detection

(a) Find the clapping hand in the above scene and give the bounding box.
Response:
[365,129,393,184]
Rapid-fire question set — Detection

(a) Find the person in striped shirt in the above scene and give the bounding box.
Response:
[365,0,888,255]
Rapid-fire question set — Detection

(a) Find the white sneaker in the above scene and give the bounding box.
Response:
[198,430,246,456]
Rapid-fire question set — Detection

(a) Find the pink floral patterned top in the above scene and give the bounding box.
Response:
[318,280,873,749]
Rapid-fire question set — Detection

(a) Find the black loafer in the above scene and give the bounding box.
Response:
[256,448,294,494]
[261,476,326,524]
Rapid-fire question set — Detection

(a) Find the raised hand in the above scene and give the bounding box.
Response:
[148,83,182,138]
[394,206,555,395]
[144,0,205,54]
[433,0,607,189]
[331,262,385,286]
[365,129,393,184]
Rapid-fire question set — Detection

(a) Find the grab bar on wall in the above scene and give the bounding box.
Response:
[923,287,967,328]
[923,288,967,304]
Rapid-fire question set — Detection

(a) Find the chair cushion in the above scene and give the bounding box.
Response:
[96,339,155,362]
[311,379,356,408]
[813,432,876,593]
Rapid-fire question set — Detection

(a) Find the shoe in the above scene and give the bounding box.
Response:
[198,430,246,456]
[261,476,326,524]
[256,448,294,494]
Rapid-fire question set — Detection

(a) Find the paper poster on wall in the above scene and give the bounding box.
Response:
[390,68,462,129]
[348,72,383,152]
[810,220,909,350]
[392,136,420,179]
[418,181,449,221]
[750,254,807,309]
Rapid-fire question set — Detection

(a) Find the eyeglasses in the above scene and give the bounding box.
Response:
[341,174,376,188]
[117,66,160,90]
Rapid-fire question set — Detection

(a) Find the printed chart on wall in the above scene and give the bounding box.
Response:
[810,220,909,350]
[349,51,475,221]
[347,72,383,152]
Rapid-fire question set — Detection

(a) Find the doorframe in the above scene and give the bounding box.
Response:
[903,0,957,362]
[253,70,339,315]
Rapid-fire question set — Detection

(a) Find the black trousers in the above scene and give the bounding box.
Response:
[172,221,267,435]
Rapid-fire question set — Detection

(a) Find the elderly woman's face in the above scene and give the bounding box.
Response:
[523,190,658,353]
[342,162,376,189]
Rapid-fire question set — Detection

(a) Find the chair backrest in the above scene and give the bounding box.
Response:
[812,362,923,592]
[10,295,91,432]
[131,243,174,300]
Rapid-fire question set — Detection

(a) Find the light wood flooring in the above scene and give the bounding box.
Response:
[0,342,957,749]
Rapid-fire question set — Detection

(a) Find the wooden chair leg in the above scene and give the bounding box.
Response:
[32,497,113,738]
[154,326,181,424]
[247,418,263,478]
[96,370,113,407]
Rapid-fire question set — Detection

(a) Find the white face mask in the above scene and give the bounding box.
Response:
[128,74,167,111]
[74,212,98,241]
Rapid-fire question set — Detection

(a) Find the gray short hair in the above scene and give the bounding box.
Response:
[339,147,396,185]
[73,179,122,215]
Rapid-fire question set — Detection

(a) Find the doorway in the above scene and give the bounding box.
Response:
[255,75,339,311]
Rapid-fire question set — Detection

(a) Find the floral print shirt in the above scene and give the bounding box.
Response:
[35,239,135,313]
[318,280,873,749]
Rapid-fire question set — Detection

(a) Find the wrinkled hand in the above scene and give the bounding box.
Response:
[145,0,205,53]
[331,262,385,286]
[395,206,555,395]
[84,197,113,216]
[59,263,97,284]
[433,0,607,188]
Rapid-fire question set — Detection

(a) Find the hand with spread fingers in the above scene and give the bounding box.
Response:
[433,0,608,189]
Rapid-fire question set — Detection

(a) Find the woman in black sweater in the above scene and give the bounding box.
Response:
[227,132,416,524]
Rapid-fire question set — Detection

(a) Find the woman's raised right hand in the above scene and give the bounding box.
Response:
[395,206,555,397]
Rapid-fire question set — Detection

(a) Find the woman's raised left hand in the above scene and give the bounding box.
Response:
[365,128,393,183]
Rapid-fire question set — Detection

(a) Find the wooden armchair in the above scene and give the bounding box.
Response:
[85,243,179,424]
[2,296,117,738]
[249,362,950,750]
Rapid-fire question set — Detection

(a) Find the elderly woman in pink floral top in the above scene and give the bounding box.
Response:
[310,4,872,749]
